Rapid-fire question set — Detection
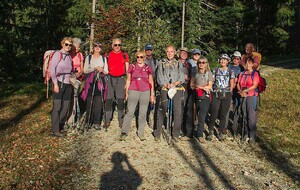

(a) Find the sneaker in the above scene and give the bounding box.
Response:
[119,133,127,141]
[138,135,146,141]
[51,131,66,138]
[93,124,101,130]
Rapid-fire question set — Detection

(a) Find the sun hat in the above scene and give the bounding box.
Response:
[219,54,231,62]
[167,88,177,99]
[232,51,241,58]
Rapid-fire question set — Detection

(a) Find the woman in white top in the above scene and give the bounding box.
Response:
[82,42,108,130]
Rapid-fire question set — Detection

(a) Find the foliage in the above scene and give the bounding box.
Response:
[0,0,299,82]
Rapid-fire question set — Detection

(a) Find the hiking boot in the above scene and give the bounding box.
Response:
[119,133,127,141]
[180,136,192,141]
[51,131,66,138]
[154,136,161,142]
[104,122,110,129]
[173,137,179,142]
[63,123,70,130]
[93,124,101,130]
[248,138,255,146]
[206,131,213,141]
[219,133,226,141]
[195,136,206,143]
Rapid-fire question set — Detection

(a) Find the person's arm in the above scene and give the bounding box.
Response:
[50,51,61,93]
[84,55,94,74]
[253,55,260,70]
[157,60,168,88]
[79,53,84,76]
[125,73,131,101]
[149,75,156,104]
[103,56,109,74]
[173,61,185,87]
[125,52,130,72]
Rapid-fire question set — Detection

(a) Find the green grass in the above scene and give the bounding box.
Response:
[0,82,69,189]
[258,60,300,164]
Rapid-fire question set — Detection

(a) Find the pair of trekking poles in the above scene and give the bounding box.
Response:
[238,97,247,143]
[164,79,175,145]
[78,71,107,133]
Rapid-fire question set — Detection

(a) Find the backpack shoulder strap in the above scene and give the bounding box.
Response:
[88,55,92,65]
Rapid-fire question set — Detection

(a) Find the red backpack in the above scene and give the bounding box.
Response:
[241,70,267,93]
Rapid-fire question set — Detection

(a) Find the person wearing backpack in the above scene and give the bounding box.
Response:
[81,42,108,130]
[236,57,259,144]
[153,45,185,142]
[144,43,158,129]
[241,43,260,71]
[66,37,84,128]
[207,54,235,141]
[104,38,130,129]
[119,51,155,141]
[189,57,213,143]
[50,37,73,137]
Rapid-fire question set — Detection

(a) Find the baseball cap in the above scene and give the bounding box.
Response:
[179,47,189,52]
[232,51,241,58]
[192,49,201,55]
[144,43,153,50]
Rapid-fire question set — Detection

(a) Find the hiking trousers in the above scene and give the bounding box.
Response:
[51,81,72,132]
[121,90,150,136]
[196,96,211,138]
[208,93,231,134]
[105,75,125,124]
[86,85,104,125]
[182,89,195,137]
[154,90,183,138]
[241,96,258,139]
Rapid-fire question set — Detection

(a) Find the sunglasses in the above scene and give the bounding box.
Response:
[114,44,122,47]
[65,43,72,47]
[198,61,206,64]
[136,56,144,59]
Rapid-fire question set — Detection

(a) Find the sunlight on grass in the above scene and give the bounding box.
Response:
[258,68,300,163]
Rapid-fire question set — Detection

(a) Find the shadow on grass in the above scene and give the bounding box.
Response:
[0,95,46,132]
[262,58,300,69]
[256,137,300,183]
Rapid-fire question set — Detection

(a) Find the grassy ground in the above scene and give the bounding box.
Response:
[0,57,299,188]
[0,83,68,189]
[258,58,300,165]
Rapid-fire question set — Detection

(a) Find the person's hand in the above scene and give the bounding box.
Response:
[125,92,128,101]
[95,66,103,73]
[239,90,247,97]
[150,95,156,104]
[53,83,59,93]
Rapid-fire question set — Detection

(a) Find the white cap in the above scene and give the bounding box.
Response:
[232,51,242,58]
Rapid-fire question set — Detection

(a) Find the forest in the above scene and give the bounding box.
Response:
[1,0,299,82]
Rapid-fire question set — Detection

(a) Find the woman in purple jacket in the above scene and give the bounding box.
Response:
[50,37,73,137]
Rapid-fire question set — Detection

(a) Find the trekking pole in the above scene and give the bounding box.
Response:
[46,80,49,99]
[75,88,81,130]
[168,96,173,145]
[100,74,107,131]
[87,71,98,131]
[240,97,246,143]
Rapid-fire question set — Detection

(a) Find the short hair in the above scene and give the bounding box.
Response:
[245,43,255,51]
[61,37,73,47]
[72,38,82,46]
[112,38,122,45]
[135,50,146,58]
[166,45,176,52]
[246,57,255,63]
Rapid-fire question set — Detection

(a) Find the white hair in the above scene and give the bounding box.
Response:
[72,38,82,46]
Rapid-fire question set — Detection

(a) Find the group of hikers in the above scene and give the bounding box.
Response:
[48,37,262,145]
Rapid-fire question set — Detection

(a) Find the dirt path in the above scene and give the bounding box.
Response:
[58,63,299,190]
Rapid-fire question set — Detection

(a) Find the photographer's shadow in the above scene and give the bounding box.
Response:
[99,151,142,190]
